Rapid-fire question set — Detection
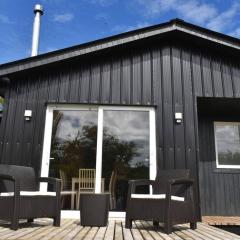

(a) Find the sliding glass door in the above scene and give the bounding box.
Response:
[41,105,156,212]
[101,110,150,211]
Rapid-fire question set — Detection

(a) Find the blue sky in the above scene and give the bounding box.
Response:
[0,0,240,64]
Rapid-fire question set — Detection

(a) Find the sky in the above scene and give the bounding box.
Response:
[0,0,240,64]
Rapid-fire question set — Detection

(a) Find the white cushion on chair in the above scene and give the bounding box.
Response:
[131,194,184,202]
[0,191,56,197]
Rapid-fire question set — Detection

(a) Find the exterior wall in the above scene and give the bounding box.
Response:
[0,38,240,216]
[198,99,240,216]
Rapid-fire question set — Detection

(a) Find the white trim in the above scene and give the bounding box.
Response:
[47,104,98,111]
[149,109,157,180]
[61,210,125,220]
[40,107,53,191]
[130,194,184,201]
[95,108,103,193]
[214,121,240,169]
[99,105,155,111]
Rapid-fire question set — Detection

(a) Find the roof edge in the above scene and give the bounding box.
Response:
[0,18,239,77]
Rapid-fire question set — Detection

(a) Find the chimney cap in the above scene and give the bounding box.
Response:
[34,4,44,15]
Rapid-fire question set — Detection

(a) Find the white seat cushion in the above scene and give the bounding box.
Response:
[0,191,56,197]
[131,194,184,202]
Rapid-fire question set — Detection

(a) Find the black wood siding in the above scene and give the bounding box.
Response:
[1,38,240,216]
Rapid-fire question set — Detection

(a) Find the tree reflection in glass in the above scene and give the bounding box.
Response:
[49,109,150,211]
[102,110,150,211]
[49,110,98,209]
[215,123,240,166]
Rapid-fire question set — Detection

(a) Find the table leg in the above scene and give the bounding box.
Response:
[71,180,75,210]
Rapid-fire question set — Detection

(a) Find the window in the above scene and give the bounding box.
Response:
[214,122,240,169]
[41,105,156,212]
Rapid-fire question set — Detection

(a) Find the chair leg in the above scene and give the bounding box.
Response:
[61,196,65,209]
[77,194,80,210]
[164,222,172,234]
[125,218,132,228]
[53,216,60,227]
[27,219,34,223]
[10,219,19,230]
[190,222,197,230]
[153,221,159,227]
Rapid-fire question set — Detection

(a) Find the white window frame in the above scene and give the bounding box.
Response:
[40,105,98,191]
[41,104,157,203]
[214,121,240,169]
[95,106,157,193]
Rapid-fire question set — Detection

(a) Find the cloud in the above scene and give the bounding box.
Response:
[88,0,118,7]
[133,0,240,36]
[229,27,240,38]
[111,22,151,33]
[0,14,12,24]
[174,1,217,24]
[134,0,217,24]
[206,3,240,32]
[53,13,74,23]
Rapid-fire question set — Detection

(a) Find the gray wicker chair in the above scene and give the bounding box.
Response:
[0,164,61,230]
[125,169,197,234]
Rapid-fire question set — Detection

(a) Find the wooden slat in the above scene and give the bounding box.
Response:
[94,226,107,240]
[122,222,133,240]
[134,221,155,240]
[140,220,174,240]
[104,220,115,240]
[203,216,240,226]
[0,220,238,240]
[199,223,240,240]
[61,224,83,240]
[114,222,123,240]
[33,219,74,240]
[131,221,144,240]
[73,226,91,240]
[84,227,99,240]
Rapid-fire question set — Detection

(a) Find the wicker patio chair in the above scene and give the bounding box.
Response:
[0,164,61,230]
[125,169,197,234]
[59,170,77,209]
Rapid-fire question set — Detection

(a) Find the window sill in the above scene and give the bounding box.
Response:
[213,168,240,174]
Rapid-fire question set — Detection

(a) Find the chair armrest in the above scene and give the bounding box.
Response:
[0,174,20,198]
[37,177,61,193]
[168,178,194,186]
[128,179,155,194]
[165,178,196,204]
[0,174,16,182]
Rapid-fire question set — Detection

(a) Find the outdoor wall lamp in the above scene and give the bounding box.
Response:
[175,112,183,124]
[24,110,32,121]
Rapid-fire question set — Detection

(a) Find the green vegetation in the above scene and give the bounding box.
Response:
[0,97,4,112]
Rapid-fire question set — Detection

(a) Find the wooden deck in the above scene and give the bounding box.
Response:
[203,216,240,226]
[0,219,239,240]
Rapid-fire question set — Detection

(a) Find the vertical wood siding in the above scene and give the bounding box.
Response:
[0,41,240,216]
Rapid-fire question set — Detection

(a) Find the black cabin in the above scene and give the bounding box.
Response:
[1,19,240,217]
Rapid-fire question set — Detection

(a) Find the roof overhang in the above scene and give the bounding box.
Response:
[0,19,239,77]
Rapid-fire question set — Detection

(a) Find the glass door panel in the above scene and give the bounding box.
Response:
[49,110,98,209]
[101,110,150,211]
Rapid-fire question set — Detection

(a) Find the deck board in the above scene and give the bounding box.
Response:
[203,216,240,226]
[0,220,238,240]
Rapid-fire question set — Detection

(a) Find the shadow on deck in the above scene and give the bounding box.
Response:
[0,219,239,239]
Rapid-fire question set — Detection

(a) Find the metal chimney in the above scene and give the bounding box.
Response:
[31,4,44,57]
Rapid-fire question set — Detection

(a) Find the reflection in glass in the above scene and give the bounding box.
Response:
[0,96,4,125]
[215,123,240,166]
[102,110,150,211]
[49,110,98,209]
